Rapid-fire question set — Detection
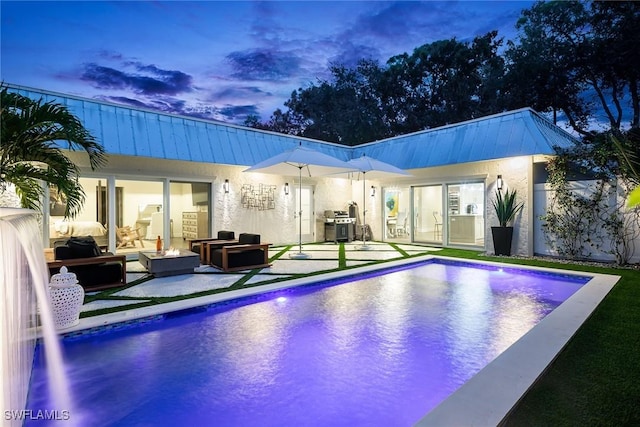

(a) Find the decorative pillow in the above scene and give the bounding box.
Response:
[217,230,235,240]
[238,233,260,244]
[66,236,102,258]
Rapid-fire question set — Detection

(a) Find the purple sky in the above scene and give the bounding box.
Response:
[1,1,534,124]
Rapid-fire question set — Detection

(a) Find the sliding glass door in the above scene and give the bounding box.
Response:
[447,183,485,247]
[412,185,443,244]
[383,187,411,242]
[170,181,211,248]
[407,181,485,248]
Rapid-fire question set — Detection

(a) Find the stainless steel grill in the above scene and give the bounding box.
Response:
[324,210,354,224]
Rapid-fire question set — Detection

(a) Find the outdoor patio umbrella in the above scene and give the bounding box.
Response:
[347,155,410,250]
[244,144,356,259]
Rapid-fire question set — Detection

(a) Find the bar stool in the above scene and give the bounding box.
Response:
[433,212,442,240]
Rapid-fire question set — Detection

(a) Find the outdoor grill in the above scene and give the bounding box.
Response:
[324,210,353,224]
[324,211,355,243]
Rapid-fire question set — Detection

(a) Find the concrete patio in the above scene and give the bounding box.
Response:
[77,241,442,327]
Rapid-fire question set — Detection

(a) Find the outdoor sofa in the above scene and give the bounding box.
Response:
[48,236,126,291]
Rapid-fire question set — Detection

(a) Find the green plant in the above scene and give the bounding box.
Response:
[0,83,106,217]
[492,188,524,227]
[540,140,640,265]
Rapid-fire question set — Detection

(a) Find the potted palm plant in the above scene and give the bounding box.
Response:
[491,188,524,256]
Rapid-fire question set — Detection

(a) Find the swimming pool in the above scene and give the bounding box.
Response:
[27,259,592,426]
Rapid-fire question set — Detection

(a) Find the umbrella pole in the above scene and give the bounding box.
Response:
[358,171,372,250]
[299,166,302,252]
[290,166,310,259]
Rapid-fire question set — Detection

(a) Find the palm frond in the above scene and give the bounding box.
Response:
[1,84,105,217]
[611,133,640,184]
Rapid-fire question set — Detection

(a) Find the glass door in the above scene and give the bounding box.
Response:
[383,186,411,242]
[447,183,484,247]
[170,181,211,249]
[114,179,164,254]
[295,184,314,243]
[412,185,443,244]
[47,177,112,249]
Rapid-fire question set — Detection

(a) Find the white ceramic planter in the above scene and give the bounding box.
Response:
[49,266,84,329]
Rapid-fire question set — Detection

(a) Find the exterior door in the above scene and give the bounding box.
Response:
[447,182,485,247]
[412,185,444,244]
[295,184,314,243]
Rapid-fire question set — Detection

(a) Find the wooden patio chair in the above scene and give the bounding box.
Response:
[116,226,144,248]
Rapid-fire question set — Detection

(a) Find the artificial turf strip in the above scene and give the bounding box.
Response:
[270,245,292,262]
[388,242,409,257]
[338,243,347,269]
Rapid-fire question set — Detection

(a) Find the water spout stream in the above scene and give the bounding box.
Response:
[1,208,77,426]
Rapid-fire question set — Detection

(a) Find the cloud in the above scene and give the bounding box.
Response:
[211,85,273,101]
[218,104,261,122]
[96,94,186,114]
[100,95,150,109]
[226,48,301,82]
[95,49,127,62]
[338,1,514,61]
[81,62,193,95]
[328,42,382,69]
[95,93,258,124]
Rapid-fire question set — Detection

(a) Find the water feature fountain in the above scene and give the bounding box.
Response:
[1,208,75,426]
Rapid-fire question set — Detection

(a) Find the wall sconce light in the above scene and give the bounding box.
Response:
[370,186,376,197]
[284,182,290,195]
[496,175,503,191]
[223,179,230,193]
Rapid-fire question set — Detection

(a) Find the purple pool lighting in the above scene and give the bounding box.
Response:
[27,260,590,427]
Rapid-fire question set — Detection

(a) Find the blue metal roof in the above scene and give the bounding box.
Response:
[8,84,577,170]
[351,109,578,169]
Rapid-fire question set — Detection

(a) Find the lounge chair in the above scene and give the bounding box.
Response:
[210,233,271,272]
[187,230,237,263]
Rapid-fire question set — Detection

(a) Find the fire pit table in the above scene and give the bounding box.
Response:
[138,249,200,277]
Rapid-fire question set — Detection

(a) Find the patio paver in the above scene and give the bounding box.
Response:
[82,242,441,318]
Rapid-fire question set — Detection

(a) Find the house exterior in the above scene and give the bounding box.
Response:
[5,84,578,257]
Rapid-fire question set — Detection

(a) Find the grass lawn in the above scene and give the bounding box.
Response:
[436,248,640,426]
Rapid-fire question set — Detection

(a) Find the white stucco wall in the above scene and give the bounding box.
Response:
[66,153,365,246]
[401,155,533,256]
[65,152,533,254]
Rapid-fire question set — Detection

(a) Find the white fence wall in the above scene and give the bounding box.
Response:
[534,181,640,263]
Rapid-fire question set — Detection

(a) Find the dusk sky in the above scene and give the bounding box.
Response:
[1,1,534,124]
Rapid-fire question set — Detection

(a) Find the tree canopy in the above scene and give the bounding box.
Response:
[504,0,640,135]
[246,0,639,144]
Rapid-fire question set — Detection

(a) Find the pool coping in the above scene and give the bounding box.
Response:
[414,256,619,426]
[54,255,620,425]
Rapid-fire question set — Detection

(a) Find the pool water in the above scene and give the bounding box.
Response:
[26,260,589,426]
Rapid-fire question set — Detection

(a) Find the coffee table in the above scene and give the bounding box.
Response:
[138,249,200,277]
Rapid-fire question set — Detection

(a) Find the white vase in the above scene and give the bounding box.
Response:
[49,266,85,329]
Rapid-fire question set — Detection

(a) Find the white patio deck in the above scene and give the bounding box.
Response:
[77,241,442,325]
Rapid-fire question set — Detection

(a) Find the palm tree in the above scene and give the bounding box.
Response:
[0,84,106,218]
[611,129,640,207]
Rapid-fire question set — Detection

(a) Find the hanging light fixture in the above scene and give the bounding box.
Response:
[496,175,503,191]
[284,182,289,195]
[223,179,230,193]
